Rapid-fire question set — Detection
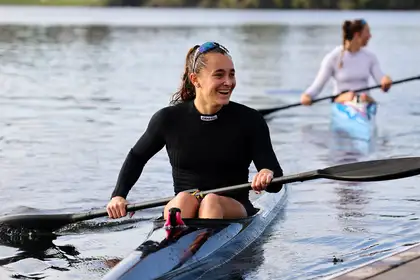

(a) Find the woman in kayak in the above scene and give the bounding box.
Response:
[300,19,392,105]
[106,42,283,220]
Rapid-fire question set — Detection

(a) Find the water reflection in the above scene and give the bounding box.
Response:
[0,25,112,45]
[300,123,376,164]
[231,24,291,106]
[0,232,79,279]
[333,182,371,233]
[0,216,148,279]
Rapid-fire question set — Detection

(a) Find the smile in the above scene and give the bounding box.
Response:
[218,89,230,95]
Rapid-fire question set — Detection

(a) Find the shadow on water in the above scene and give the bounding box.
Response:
[0,226,80,279]
[0,216,151,278]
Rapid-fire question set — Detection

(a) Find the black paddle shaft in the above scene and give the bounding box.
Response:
[258,75,420,116]
[1,157,420,232]
[194,157,420,195]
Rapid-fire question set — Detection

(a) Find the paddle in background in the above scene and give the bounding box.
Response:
[0,156,420,235]
[258,75,420,117]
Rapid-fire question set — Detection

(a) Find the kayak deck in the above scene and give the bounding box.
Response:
[102,186,288,280]
[330,102,377,141]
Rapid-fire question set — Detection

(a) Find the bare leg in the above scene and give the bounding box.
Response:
[334,92,375,104]
[163,192,199,219]
[198,194,247,219]
[334,91,355,103]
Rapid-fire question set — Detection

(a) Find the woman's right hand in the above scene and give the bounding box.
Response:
[107,196,128,219]
[300,93,313,106]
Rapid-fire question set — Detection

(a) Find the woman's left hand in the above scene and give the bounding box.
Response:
[251,169,274,193]
[381,75,392,92]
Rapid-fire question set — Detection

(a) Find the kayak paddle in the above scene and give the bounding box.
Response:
[1,156,420,232]
[258,75,420,117]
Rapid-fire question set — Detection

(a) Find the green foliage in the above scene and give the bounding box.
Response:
[0,0,106,5]
[144,0,184,6]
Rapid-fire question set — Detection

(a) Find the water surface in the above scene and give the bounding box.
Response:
[1,7,420,280]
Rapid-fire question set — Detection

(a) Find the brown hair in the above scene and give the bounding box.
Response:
[338,19,367,68]
[170,43,230,105]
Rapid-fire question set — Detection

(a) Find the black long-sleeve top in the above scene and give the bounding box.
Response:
[111,100,283,203]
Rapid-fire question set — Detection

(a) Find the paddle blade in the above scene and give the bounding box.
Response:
[318,157,420,181]
[0,213,74,232]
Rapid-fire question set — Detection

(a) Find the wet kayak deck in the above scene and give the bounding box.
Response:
[327,243,420,280]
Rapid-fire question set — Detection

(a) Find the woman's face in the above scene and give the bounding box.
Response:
[356,24,372,46]
[191,52,236,107]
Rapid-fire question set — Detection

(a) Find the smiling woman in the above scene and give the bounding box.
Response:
[170,42,235,111]
[107,42,283,224]
[106,41,284,225]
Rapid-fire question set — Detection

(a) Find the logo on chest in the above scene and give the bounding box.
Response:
[200,115,218,121]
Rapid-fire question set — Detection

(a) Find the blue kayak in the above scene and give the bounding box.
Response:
[330,101,377,141]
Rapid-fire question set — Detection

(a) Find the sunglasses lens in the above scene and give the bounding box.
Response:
[192,42,229,73]
[199,42,217,53]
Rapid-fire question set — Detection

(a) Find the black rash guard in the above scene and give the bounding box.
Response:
[111,100,283,214]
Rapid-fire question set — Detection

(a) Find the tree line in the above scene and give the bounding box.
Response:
[109,0,420,9]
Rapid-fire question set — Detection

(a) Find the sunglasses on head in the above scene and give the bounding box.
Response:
[192,42,229,73]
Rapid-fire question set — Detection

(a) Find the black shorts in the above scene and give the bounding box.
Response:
[191,191,257,217]
[238,199,258,217]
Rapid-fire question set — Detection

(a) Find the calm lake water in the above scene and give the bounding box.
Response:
[1,6,420,280]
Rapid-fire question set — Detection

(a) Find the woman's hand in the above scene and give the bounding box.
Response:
[106,196,128,219]
[381,75,392,92]
[251,169,274,193]
[300,93,313,105]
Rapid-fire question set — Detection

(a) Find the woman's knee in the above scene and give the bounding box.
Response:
[200,194,247,219]
[200,193,219,204]
[176,191,199,203]
[164,191,199,218]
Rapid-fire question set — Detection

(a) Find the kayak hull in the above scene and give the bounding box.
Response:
[102,185,288,280]
[330,102,377,142]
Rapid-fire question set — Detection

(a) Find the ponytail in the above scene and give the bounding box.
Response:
[170,45,199,105]
[338,19,366,69]
[339,20,352,69]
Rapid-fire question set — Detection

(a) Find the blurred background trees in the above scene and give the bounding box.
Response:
[113,0,420,9]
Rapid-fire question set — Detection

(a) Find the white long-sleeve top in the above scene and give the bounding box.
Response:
[304,46,385,98]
